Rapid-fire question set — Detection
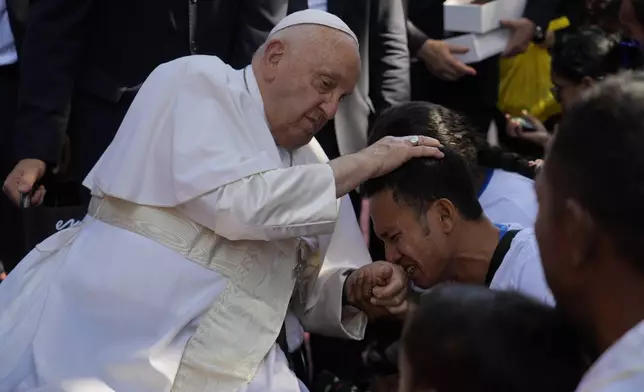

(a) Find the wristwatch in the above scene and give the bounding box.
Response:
[532,24,546,44]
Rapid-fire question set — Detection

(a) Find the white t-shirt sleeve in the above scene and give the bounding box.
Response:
[479,170,538,228]
[490,229,555,306]
[483,197,536,228]
[583,374,644,392]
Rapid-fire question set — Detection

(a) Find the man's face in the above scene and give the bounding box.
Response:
[621,0,644,42]
[261,30,360,150]
[370,190,452,289]
[551,72,590,112]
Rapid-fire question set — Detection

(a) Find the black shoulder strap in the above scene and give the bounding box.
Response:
[277,323,293,368]
[485,230,521,286]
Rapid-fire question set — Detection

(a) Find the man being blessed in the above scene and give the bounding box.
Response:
[0,10,443,392]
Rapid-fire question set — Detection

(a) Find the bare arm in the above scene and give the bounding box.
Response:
[177,136,442,241]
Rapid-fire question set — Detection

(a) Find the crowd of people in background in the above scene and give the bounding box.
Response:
[1,0,644,391]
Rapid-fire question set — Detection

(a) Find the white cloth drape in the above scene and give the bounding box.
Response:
[0,56,370,392]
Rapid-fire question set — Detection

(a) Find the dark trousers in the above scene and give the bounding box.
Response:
[0,63,27,272]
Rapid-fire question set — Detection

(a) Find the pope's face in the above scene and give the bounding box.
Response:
[261,30,360,150]
[370,189,452,290]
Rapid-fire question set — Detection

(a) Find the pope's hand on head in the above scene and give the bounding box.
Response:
[363,135,444,178]
[329,135,443,199]
[417,39,476,81]
[345,261,409,319]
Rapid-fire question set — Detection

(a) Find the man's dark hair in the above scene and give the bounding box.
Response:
[402,283,587,392]
[363,103,487,221]
[547,71,644,274]
[368,102,536,179]
[362,147,484,222]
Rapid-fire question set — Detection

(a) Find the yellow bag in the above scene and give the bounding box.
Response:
[498,17,570,121]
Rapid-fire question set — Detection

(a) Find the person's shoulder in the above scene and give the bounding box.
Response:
[580,373,644,392]
[578,322,644,392]
[510,226,536,244]
[507,228,540,267]
[483,170,537,227]
[492,169,534,190]
[152,55,235,86]
[498,228,555,305]
[181,55,231,72]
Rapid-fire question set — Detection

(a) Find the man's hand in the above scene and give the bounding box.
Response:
[344,261,409,319]
[330,135,443,198]
[501,18,536,57]
[529,159,544,170]
[3,159,47,207]
[417,39,476,81]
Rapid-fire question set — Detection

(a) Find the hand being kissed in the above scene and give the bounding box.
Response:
[344,261,409,320]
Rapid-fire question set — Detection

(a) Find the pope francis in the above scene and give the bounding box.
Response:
[0,10,443,392]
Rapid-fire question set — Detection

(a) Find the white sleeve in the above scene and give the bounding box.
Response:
[176,163,339,241]
[514,241,556,307]
[484,197,536,228]
[588,373,644,392]
[292,195,371,340]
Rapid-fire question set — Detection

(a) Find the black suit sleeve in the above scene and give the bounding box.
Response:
[14,0,94,165]
[229,0,288,69]
[523,0,560,31]
[369,0,411,113]
[402,0,430,58]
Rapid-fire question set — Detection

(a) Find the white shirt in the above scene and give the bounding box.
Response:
[489,227,555,306]
[575,320,644,392]
[308,0,327,12]
[0,0,17,65]
[479,169,538,228]
[412,226,553,306]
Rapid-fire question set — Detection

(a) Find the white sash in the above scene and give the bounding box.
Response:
[87,196,302,391]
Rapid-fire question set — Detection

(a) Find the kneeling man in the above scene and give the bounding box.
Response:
[364,104,553,305]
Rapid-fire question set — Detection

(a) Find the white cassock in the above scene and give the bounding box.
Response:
[574,320,644,392]
[489,226,554,306]
[0,55,371,392]
[478,169,538,228]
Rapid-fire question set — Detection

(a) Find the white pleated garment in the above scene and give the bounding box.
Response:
[0,55,370,392]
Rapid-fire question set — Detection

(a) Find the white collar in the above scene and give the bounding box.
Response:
[576,319,644,391]
[242,65,263,108]
[241,65,294,165]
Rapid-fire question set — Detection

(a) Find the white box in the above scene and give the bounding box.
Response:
[444,29,510,64]
[444,0,501,34]
[444,0,526,34]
